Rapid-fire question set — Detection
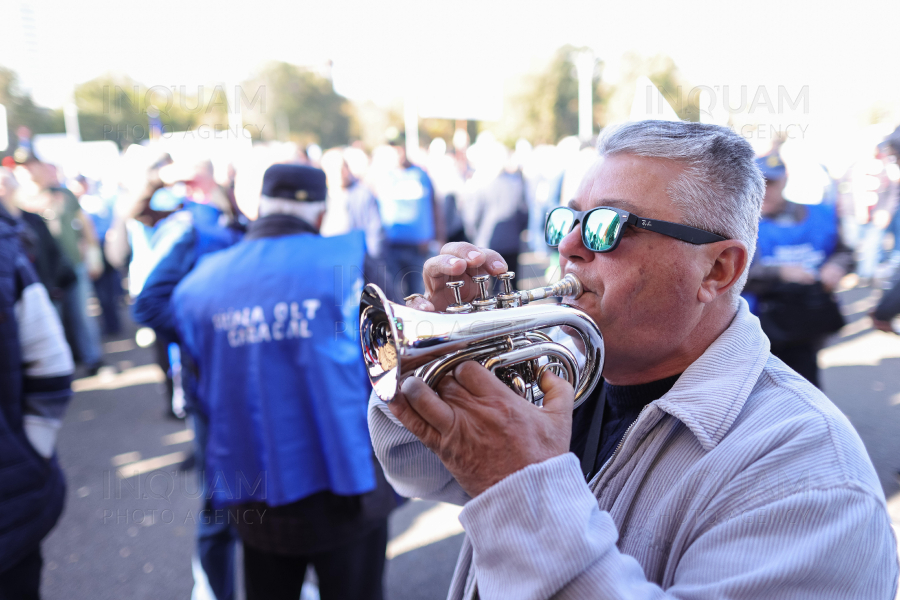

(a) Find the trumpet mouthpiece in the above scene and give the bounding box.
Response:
[519,274,583,304]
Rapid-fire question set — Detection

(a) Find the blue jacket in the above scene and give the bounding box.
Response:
[133,202,243,338]
[378,165,435,244]
[744,201,841,313]
[0,208,73,570]
[172,220,376,508]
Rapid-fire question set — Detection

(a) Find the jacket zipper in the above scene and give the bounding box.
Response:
[590,405,651,488]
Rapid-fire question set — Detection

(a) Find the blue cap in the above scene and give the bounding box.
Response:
[755,154,786,180]
[261,164,327,202]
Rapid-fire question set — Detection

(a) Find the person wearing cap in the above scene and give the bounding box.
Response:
[172,164,396,600]
[742,153,853,388]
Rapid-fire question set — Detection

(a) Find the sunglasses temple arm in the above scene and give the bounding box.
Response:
[637,219,724,244]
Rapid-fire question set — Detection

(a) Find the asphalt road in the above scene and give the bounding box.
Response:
[39,278,900,600]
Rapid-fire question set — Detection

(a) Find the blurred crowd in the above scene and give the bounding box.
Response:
[1,120,900,599]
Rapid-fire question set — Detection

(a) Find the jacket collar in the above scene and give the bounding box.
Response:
[245,214,317,241]
[652,299,771,451]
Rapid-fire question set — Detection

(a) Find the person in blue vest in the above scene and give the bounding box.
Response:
[743,154,853,388]
[132,160,245,600]
[0,205,74,599]
[380,136,437,301]
[172,164,397,600]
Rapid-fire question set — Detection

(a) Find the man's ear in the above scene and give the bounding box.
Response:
[698,241,748,304]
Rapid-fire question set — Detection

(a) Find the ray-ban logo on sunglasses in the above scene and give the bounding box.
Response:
[640,219,651,227]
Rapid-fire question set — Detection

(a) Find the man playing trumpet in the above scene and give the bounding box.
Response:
[368,120,898,599]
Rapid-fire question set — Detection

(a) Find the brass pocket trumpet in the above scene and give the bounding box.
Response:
[359,272,604,408]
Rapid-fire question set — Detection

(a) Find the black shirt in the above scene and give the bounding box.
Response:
[570,374,681,479]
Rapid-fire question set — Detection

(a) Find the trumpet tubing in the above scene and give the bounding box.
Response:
[359,273,604,408]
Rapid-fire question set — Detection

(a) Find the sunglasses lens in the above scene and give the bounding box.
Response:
[583,209,623,252]
[545,208,575,247]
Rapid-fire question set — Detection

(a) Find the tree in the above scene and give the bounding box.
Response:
[604,53,699,124]
[242,62,354,149]
[0,66,63,155]
[491,45,608,146]
[74,75,227,148]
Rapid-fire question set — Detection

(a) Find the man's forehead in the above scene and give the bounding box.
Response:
[570,154,683,218]
[567,197,642,213]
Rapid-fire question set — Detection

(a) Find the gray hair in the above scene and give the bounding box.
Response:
[597,120,764,296]
[258,195,326,224]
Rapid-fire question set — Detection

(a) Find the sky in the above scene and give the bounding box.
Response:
[3,0,900,163]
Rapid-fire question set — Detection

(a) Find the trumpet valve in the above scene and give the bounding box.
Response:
[445,280,473,314]
[471,275,498,311]
[496,271,521,308]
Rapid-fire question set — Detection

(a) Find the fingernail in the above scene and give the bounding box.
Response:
[492,261,505,270]
[400,377,416,393]
[467,251,481,260]
[449,257,462,266]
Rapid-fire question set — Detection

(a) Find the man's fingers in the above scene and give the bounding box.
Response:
[423,254,468,281]
[389,390,443,451]
[401,376,456,435]
[451,361,512,398]
[405,295,436,312]
[422,245,508,309]
[538,371,575,414]
[445,243,509,276]
[440,242,509,276]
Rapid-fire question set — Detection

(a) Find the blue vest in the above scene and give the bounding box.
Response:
[179,201,243,258]
[744,202,839,313]
[172,230,375,508]
[379,165,435,244]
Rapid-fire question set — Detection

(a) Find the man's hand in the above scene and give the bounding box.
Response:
[388,363,574,497]
[407,242,508,313]
[819,262,845,292]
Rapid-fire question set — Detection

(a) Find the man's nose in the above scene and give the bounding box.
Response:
[558,223,593,263]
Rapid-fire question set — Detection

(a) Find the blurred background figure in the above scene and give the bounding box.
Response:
[14,154,104,374]
[521,143,563,257]
[425,137,467,247]
[853,138,900,284]
[173,164,397,600]
[377,135,436,300]
[342,147,385,260]
[69,175,123,336]
[743,154,853,388]
[111,154,175,299]
[872,272,900,334]
[0,201,74,600]
[0,167,76,312]
[132,158,246,600]
[462,134,528,276]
